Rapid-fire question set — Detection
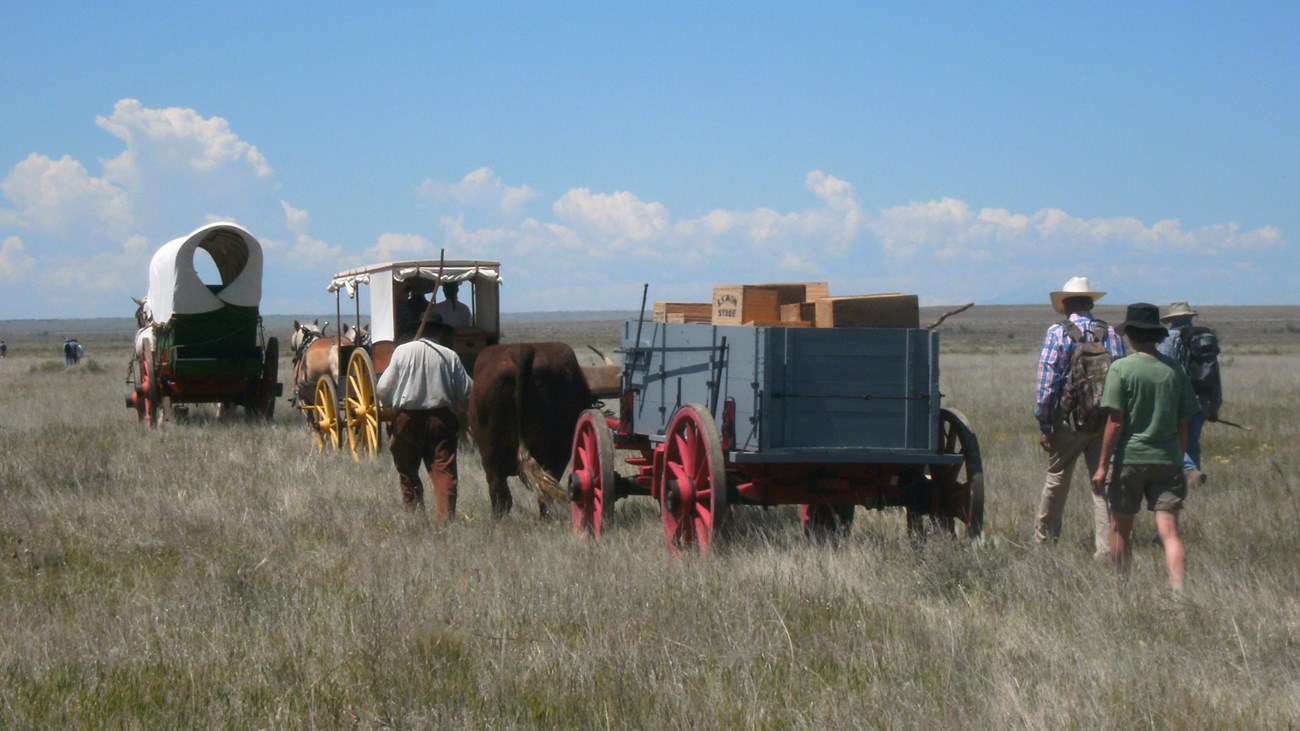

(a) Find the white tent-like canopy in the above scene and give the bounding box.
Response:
[328,260,502,342]
[146,223,263,323]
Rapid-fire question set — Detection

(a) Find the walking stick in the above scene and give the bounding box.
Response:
[1211,417,1254,432]
[413,249,447,341]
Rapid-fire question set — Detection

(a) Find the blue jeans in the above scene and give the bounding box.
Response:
[1183,394,1212,471]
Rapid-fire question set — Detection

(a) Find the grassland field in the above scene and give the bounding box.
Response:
[1,306,1297,728]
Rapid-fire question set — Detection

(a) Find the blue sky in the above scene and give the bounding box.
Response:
[1,2,1296,319]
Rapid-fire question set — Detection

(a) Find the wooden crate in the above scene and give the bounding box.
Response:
[653,302,712,323]
[814,294,920,329]
[780,302,816,325]
[712,286,781,325]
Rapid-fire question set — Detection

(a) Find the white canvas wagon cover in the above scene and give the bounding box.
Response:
[147,222,263,323]
[328,260,501,342]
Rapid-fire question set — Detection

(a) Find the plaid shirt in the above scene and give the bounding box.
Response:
[1034,312,1126,433]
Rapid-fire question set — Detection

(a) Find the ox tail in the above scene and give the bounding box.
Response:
[514,345,567,505]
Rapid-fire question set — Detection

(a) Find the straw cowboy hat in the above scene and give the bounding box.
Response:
[1160,301,1198,323]
[1049,276,1106,314]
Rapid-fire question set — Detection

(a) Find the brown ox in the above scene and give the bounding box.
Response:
[468,342,593,518]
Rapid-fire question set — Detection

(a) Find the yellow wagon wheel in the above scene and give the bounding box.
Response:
[313,375,341,451]
[344,348,381,462]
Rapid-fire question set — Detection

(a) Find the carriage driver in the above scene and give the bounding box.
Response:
[376,318,473,521]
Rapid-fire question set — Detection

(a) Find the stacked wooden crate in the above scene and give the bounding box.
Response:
[653,281,919,329]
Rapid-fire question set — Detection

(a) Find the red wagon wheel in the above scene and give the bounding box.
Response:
[909,408,984,538]
[659,404,728,554]
[570,408,616,537]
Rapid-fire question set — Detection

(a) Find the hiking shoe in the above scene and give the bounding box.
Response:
[1185,469,1207,486]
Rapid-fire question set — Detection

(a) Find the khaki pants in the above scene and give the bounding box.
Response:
[1035,418,1111,558]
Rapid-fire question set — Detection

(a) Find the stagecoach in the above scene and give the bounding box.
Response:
[567,315,984,552]
[298,259,502,461]
[125,222,280,426]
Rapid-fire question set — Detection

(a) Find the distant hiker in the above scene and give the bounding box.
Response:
[1033,276,1126,558]
[1157,301,1222,485]
[0,340,6,358]
[63,338,75,365]
[72,339,84,364]
[1092,303,1198,592]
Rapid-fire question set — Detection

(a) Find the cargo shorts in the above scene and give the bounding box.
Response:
[1107,462,1186,515]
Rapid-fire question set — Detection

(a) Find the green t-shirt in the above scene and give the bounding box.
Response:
[1100,352,1199,464]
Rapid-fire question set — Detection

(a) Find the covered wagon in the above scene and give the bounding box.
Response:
[126,222,280,425]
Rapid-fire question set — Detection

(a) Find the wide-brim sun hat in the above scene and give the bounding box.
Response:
[1160,300,1198,323]
[1050,276,1106,314]
[1122,302,1169,336]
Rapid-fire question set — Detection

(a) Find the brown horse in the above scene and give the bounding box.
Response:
[291,320,349,405]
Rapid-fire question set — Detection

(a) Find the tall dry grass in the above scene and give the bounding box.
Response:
[1,336,1297,728]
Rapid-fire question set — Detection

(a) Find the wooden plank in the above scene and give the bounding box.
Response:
[654,301,712,323]
[814,294,920,328]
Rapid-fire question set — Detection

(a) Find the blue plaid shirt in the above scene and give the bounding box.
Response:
[1034,313,1126,433]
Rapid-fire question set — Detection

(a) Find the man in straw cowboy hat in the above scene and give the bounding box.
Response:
[1034,276,1126,558]
[1091,303,1198,591]
[1156,301,1222,485]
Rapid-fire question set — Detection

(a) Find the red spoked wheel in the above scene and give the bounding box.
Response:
[659,404,728,555]
[570,409,616,537]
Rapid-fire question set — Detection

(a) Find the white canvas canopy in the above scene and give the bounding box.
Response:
[146,222,263,323]
[328,260,502,342]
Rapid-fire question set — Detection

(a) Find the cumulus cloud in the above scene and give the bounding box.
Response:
[360,232,435,263]
[420,167,538,219]
[552,188,670,250]
[0,236,35,282]
[0,153,131,238]
[96,99,272,181]
[871,198,1282,260]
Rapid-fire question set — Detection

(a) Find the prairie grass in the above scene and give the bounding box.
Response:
[1,332,1297,729]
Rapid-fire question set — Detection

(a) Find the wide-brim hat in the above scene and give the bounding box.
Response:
[1160,300,1198,323]
[1050,276,1106,314]
[1122,302,1169,336]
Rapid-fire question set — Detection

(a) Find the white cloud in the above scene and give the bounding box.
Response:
[0,153,131,237]
[290,234,343,266]
[420,167,538,219]
[553,188,670,247]
[0,236,35,282]
[96,99,272,181]
[282,201,310,233]
[360,232,435,263]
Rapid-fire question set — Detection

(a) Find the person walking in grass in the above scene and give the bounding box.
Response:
[1157,301,1222,486]
[1034,276,1126,558]
[376,319,473,521]
[1091,303,1198,592]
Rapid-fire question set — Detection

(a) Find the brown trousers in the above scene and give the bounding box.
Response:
[388,408,460,523]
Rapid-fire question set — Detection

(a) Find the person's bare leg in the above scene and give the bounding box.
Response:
[1155,510,1185,593]
[1111,512,1136,582]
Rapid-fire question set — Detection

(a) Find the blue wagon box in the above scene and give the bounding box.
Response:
[622,321,942,463]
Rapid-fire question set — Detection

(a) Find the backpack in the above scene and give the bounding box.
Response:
[1060,320,1112,433]
[1184,326,1220,396]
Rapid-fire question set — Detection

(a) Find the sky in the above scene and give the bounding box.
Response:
[1,2,1297,320]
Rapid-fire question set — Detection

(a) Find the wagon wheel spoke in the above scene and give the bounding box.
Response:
[345,349,380,462]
